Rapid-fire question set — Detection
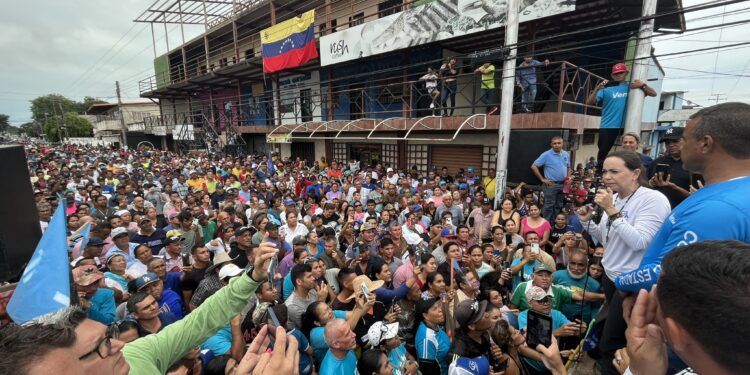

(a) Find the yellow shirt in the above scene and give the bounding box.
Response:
[204,179,218,194]
[481,64,495,89]
[187,178,204,191]
[483,176,497,199]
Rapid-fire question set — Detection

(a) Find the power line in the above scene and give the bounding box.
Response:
[64,23,141,92]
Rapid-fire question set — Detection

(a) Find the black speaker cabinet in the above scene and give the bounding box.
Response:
[507,129,570,184]
[0,145,41,282]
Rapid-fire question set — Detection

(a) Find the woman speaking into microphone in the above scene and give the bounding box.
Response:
[576,150,670,375]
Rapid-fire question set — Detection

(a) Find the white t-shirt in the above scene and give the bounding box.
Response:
[581,187,671,280]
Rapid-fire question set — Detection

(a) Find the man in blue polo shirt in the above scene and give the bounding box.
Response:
[531,136,571,222]
[586,63,656,169]
[616,102,750,293]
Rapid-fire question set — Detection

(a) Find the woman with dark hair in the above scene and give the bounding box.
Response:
[413,297,450,375]
[206,224,233,254]
[416,253,437,291]
[520,203,551,247]
[370,260,420,318]
[436,241,461,286]
[420,271,450,301]
[488,319,523,375]
[576,150,670,375]
[357,349,394,375]
[492,198,521,228]
[301,295,372,368]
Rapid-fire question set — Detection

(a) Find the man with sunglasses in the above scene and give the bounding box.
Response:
[518,285,583,373]
[586,63,656,168]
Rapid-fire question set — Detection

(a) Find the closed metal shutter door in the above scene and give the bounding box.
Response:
[430,145,483,176]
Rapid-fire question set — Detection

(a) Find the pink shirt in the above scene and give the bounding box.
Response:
[521,217,552,238]
[392,261,414,288]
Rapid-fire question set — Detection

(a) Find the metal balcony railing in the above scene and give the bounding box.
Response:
[141,60,607,132]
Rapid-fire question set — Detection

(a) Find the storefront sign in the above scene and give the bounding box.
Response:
[320,0,575,66]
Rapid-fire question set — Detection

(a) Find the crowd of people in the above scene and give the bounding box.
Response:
[1,102,749,375]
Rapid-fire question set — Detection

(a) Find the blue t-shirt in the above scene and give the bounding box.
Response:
[595,83,629,129]
[518,309,571,372]
[288,328,313,375]
[551,270,602,322]
[511,259,539,291]
[201,324,232,355]
[283,273,294,301]
[320,349,357,375]
[415,322,450,375]
[533,149,570,182]
[615,176,750,292]
[165,272,182,295]
[388,344,409,375]
[159,289,185,319]
[311,310,347,364]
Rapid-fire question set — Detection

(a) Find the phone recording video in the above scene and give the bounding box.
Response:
[526,310,553,348]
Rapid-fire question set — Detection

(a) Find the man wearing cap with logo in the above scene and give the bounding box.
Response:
[135,272,185,319]
[510,262,604,312]
[73,264,116,325]
[386,167,399,185]
[450,300,506,372]
[586,62,657,167]
[518,285,584,373]
[648,126,693,208]
[468,198,494,243]
[103,226,138,267]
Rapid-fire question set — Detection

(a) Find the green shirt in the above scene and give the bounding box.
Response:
[509,281,573,311]
[203,221,218,245]
[480,64,495,89]
[122,273,260,374]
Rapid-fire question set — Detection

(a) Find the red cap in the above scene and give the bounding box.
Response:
[612,63,628,74]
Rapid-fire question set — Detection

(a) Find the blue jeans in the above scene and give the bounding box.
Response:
[541,182,564,223]
[479,88,493,112]
[521,84,537,111]
[441,81,457,116]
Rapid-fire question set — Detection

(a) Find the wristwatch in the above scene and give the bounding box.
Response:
[641,83,648,89]
[609,212,623,222]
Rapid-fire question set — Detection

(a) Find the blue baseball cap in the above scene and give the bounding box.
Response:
[135,272,160,291]
[86,237,108,247]
[459,183,468,190]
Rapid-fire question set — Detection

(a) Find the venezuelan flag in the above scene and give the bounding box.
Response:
[261,10,318,73]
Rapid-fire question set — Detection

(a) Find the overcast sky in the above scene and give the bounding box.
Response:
[0,0,747,124]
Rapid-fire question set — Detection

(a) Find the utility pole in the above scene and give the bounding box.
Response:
[116,81,128,148]
[623,0,658,135]
[707,93,727,104]
[494,0,519,207]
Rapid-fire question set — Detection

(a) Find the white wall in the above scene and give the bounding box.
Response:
[274,71,323,125]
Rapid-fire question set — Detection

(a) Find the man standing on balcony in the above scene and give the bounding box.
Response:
[586,63,656,170]
[475,62,497,114]
[516,54,549,113]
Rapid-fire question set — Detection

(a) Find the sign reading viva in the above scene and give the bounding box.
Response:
[320,0,576,66]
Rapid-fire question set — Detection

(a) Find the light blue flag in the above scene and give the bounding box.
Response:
[68,221,91,253]
[7,199,71,323]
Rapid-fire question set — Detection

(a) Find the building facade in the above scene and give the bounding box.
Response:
[136,0,685,182]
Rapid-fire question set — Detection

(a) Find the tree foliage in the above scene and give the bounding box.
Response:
[42,113,93,142]
[0,114,9,133]
[29,94,101,142]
